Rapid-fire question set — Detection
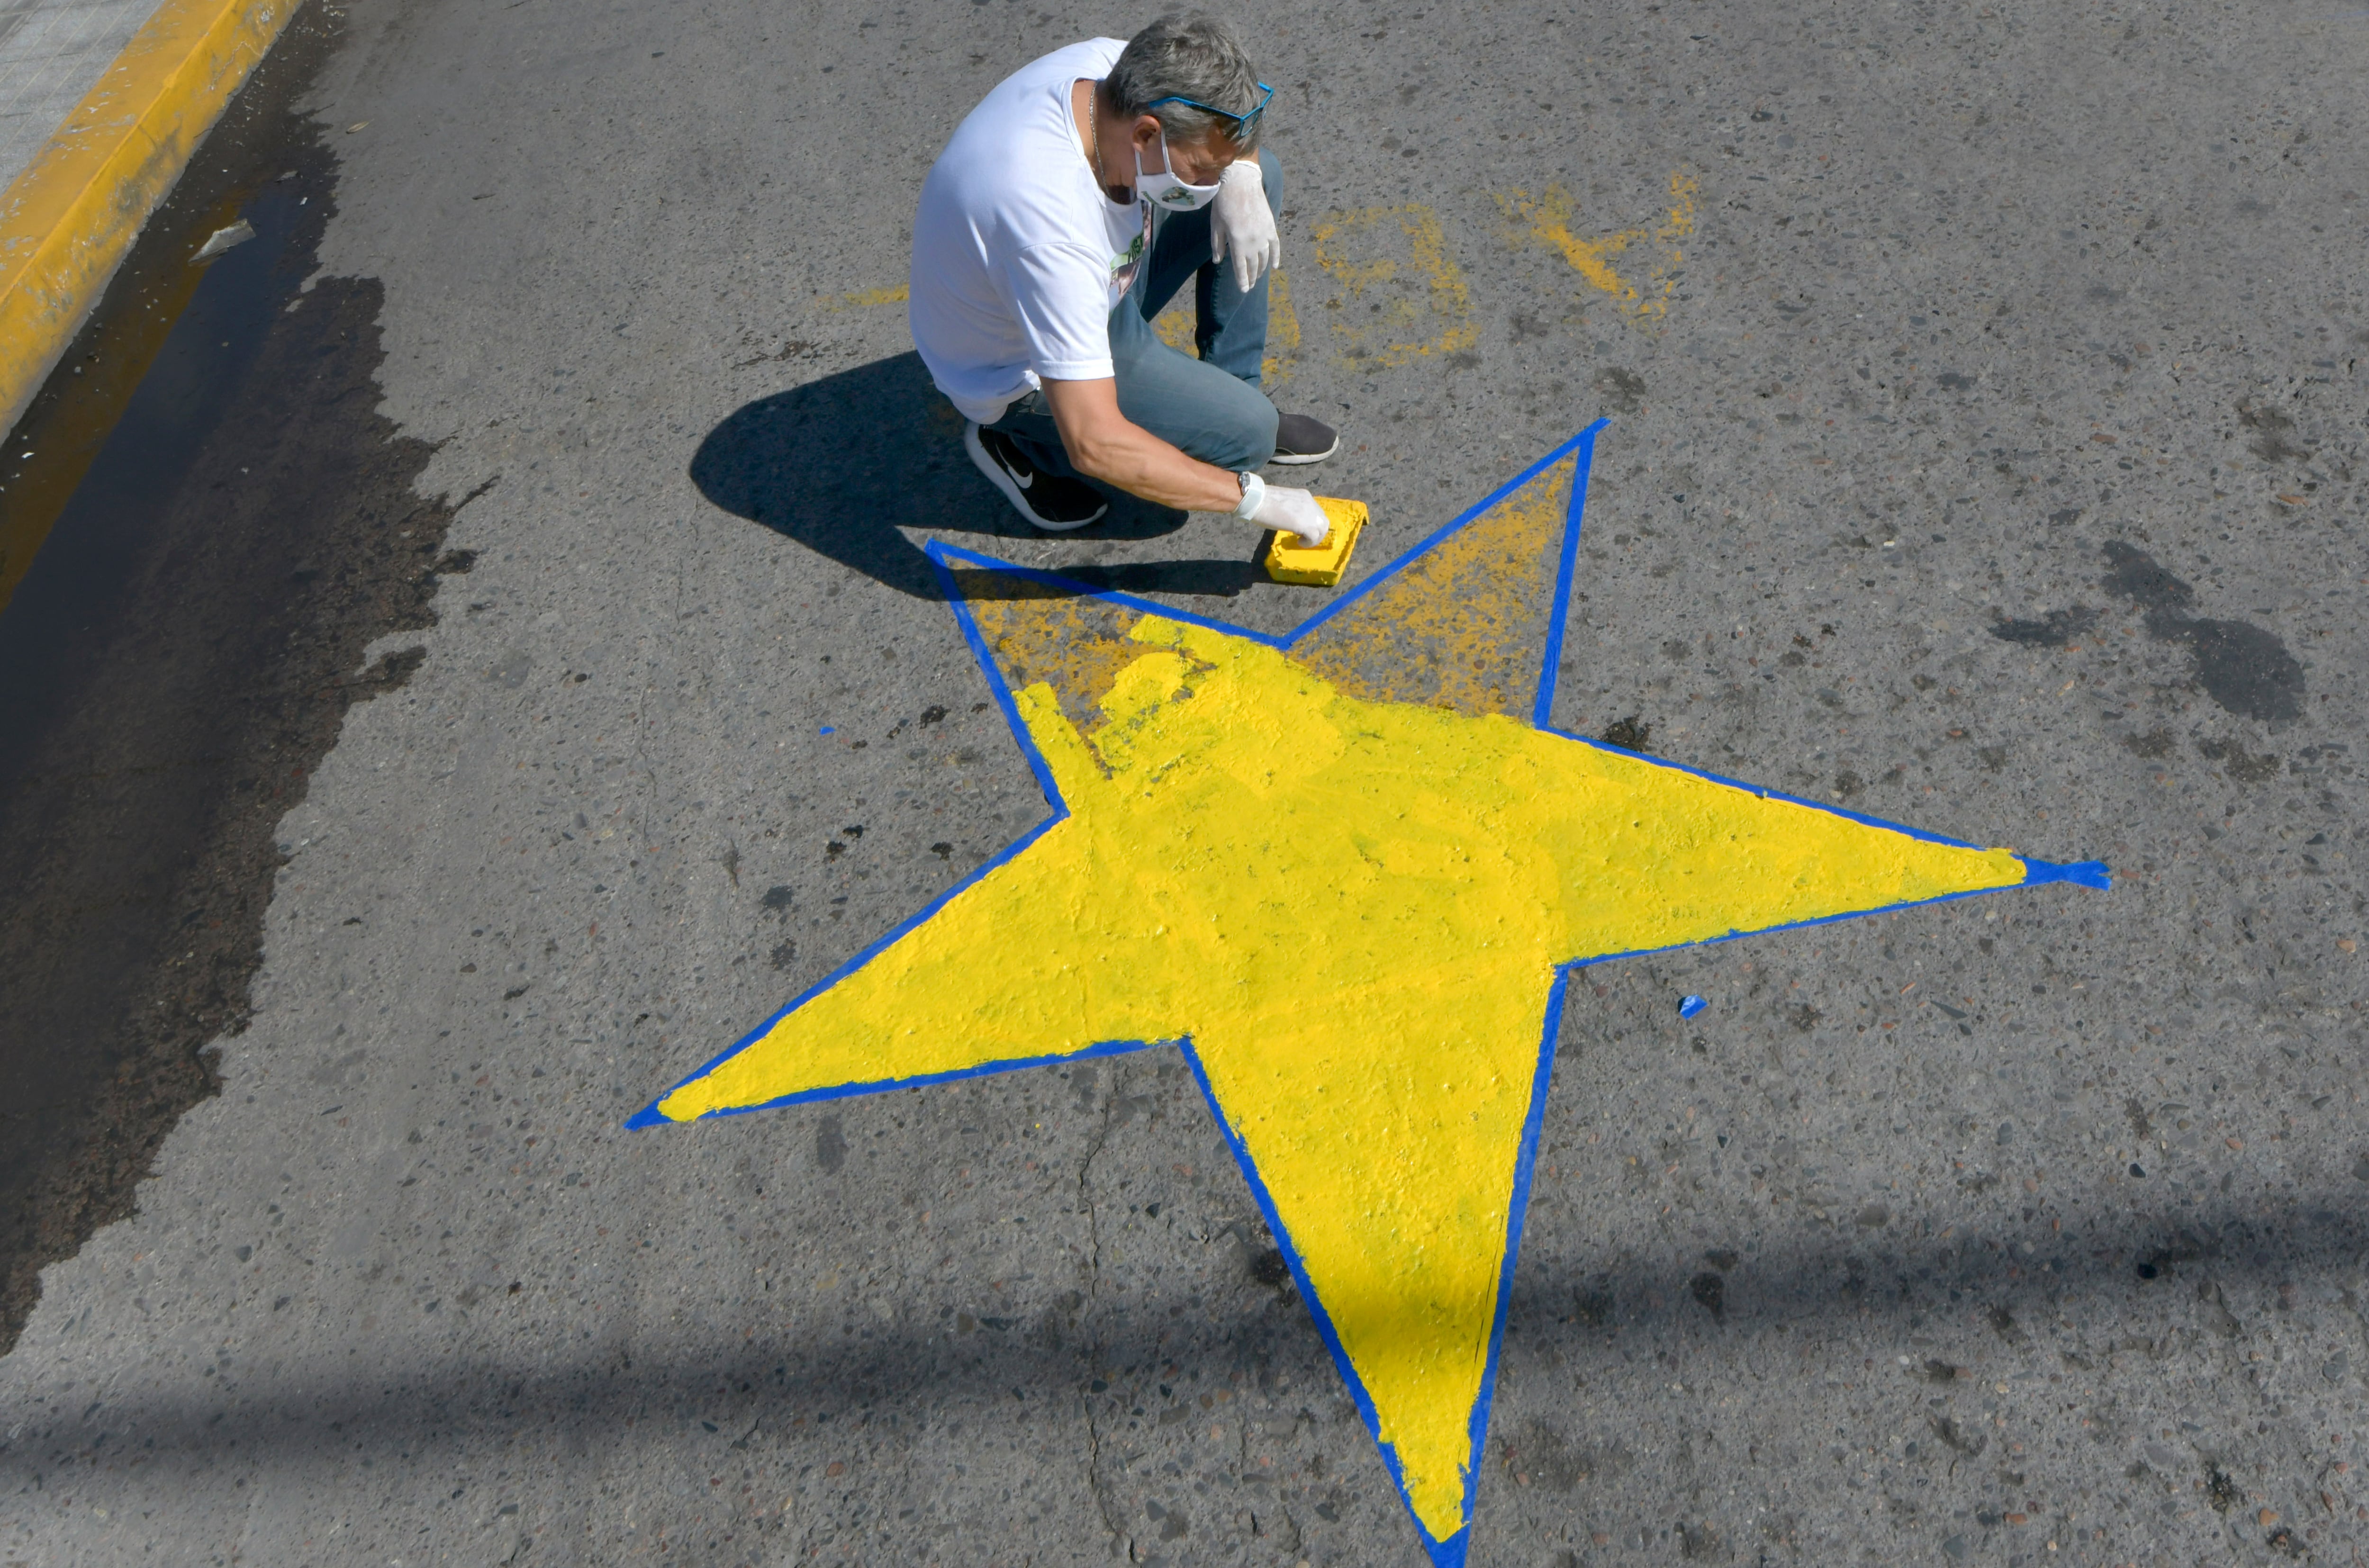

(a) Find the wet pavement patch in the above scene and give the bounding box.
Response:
[2196,736,2281,784]
[1600,714,1651,750]
[1988,541,2305,721]
[2100,540,2197,612]
[2237,397,2312,464]
[1929,1414,1987,1458]
[0,11,469,1352]
[1591,366,1646,414]
[813,1115,847,1174]
[2152,613,2305,722]
[1989,604,2099,648]
[2100,541,2304,722]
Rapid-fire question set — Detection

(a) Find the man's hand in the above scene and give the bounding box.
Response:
[1246,483,1329,545]
[1209,160,1279,294]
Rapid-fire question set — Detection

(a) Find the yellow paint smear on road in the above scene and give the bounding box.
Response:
[1151,266,1301,388]
[654,608,2024,1544]
[0,0,295,436]
[1292,451,1574,716]
[1153,301,1194,349]
[829,284,909,309]
[1499,171,1699,319]
[1310,203,1477,368]
[1262,264,1299,385]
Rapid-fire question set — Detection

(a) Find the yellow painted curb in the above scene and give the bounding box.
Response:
[0,0,297,436]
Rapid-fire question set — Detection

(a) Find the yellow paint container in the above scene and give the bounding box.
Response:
[1263,496,1367,586]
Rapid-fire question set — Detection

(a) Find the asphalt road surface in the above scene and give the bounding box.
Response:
[5,0,2368,1564]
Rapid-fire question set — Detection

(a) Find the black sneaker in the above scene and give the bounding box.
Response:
[964,423,1107,532]
[1270,412,1338,465]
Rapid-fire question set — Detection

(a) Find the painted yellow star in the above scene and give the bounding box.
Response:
[633,424,2105,1566]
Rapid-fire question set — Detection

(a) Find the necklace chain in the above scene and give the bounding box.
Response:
[1085,81,1105,190]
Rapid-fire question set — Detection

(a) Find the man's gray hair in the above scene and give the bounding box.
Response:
[1107,13,1265,152]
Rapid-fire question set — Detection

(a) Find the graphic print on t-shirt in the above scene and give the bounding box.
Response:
[1109,206,1148,299]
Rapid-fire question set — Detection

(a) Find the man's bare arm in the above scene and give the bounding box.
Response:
[1040,376,1244,513]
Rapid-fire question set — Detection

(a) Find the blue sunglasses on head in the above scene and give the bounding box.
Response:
[1143,81,1274,143]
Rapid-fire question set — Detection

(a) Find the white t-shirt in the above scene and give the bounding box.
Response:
[907,38,1149,424]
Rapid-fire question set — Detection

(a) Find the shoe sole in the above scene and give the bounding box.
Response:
[1267,436,1338,466]
[964,423,1106,532]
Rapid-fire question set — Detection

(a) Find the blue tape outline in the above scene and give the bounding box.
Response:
[625,422,2109,1559]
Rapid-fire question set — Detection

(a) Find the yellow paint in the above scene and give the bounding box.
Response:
[963,584,1149,741]
[1149,266,1300,388]
[1498,171,1699,319]
[657,595,2025,1541]
[1262,264,1300,387]
[1153,301,1196,350]
[0,0,295,434]
[1310,204,1477,367]
[1295,453,1573,718]
[828,284,910,309]
[1262,496,1367,586]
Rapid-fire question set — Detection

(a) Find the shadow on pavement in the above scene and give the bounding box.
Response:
[691,351,1267,601]
[36,1196,2365,1467]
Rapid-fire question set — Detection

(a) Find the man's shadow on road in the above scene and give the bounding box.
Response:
[691,351,1267,601]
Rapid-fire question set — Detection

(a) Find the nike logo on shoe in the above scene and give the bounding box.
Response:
[966,421,1107,532]
[988,430,1035,487]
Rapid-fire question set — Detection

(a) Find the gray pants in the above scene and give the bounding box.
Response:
[985,148,1283,479]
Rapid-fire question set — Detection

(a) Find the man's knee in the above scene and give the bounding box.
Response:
[1134,367,1275,469]
[1201,388,1278,471]
[1256,148,1283,214]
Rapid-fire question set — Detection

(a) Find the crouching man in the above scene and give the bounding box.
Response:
[908,12,1338,541]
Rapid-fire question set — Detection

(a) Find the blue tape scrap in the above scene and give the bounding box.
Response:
[1679,994,1708,1019]
[2018,856,2112,890]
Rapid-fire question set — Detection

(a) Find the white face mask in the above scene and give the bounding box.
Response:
[1134,130,1221,211]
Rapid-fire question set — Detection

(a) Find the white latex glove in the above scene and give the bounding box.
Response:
[1209,159,1280,294]
[1250,483,1329,546]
